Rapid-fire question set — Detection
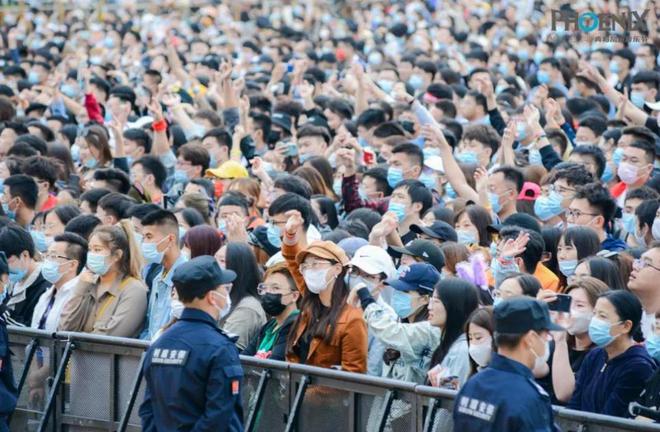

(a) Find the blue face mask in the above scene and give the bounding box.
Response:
[588,317,620,347]
[497,63,508,75]
[609,61,621,74]
[2,201,16,221]
[601,163,615,182]
[455,151,479,165]
[517,49,529,61]
[388,201,407,222]
[612,147,624,166]
[178,226,187,241]
[630,91,646,109]
[534,190,563,221]
[358,136,369,148]
[528,149,543,165]
[70,144,80,163]
[444,183,457,199]
[266,224,282,248]
[377,79,394,94]
[298,153,313,164]
[41,259,64,284]
[516,123,527,141]
[30,230,49,253]
[489,241,498,257]
[84,158,98,169]
[457,229,478,245]
[558,259,578,277]
[408,74,424,91]
[391,290,413,319]
[533,52,545,65]
[60,83,78,99]
[646,335,660,360]
[488,192,502,214]
[142,238,167,265]
[8,262,27,283]
[28,71,40,84]
[174,170,189,184]
[209,154,218,168]
[621,212,637,234]
[218,220,228,235]
[358,186,369,201]
[493,297,503,307]
[332,178,342,197]
[387,167,403,188]
[423,147,441,159]
[419,172,436,190]
[87,252,111,275]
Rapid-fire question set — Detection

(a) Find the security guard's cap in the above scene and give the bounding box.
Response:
[494,297,564,333]
[172,255,236,297]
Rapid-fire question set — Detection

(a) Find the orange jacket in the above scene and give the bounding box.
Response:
[282,241,368,373]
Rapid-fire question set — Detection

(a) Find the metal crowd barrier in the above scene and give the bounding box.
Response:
[6,326,660,432]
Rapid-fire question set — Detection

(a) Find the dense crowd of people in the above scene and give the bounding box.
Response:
[1,0,660,429]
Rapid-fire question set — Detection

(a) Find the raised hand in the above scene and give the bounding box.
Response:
[498,231,530,261]
[284,209,304,237]
[501,121,516,148]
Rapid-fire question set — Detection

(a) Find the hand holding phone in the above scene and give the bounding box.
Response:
[548,294,572,313]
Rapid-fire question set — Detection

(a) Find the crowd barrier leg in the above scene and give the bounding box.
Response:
[422,397,441,432]
[117,351,146,432]
[37,339,75,432]
[283,374,309,432]
[7,337,39,425]
[245,369,271,432]
[376,390,396,432]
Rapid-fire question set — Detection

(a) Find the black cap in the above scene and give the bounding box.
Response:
[248,225,280,257]
[488,212,542,234]
[494,298,564,333]
[390,239,445,272]
[411,221,457,242]
[172,255,236,298]
[110,85,136,106]
[271,112,292,134]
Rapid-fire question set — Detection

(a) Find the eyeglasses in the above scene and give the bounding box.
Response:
[566,209,599,219]
[548,184,576,195]
[299,260,333,272]
[634,259,660,272]
[43,253,70,262]
[257,283,294,295]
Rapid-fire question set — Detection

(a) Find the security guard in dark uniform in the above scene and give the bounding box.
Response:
[0,252,17,431]
[453,297,563,431]
[139,255,244,431]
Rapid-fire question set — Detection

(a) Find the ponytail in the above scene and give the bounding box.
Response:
[118,219,143,280]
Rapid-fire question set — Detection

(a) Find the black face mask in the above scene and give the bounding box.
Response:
[260,293,287,316]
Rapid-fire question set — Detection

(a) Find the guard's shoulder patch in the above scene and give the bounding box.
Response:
[152,348,189,366]
[456,396,498,423]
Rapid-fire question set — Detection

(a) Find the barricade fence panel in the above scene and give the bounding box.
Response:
[7,327,660,432]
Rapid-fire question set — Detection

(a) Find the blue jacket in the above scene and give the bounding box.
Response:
[568,344,656,418]
[0,316,17,432]
[601,234,628,252]
[139,308,244,432]
[453,353,558,431]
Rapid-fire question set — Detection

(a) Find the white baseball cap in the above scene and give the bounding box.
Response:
[424,155,444,173]
[349,245,397,280]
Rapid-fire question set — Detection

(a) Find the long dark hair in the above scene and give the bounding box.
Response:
[465,306,495,376]
[561,226,600,261]
[287,262,350,352]
[429,278,479,368]
[225,242,262,310]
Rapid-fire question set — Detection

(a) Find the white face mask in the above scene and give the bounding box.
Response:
[530,334,550,370]
[567,310,592,336]
[468,340,492,367]
[212,290,232,319]
[303,267,333,294]
[171,299,185,319]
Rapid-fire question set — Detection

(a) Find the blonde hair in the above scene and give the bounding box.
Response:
[91,220,143,280]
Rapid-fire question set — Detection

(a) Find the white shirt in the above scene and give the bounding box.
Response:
[30,276,78,332]
[641,309,655,341]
